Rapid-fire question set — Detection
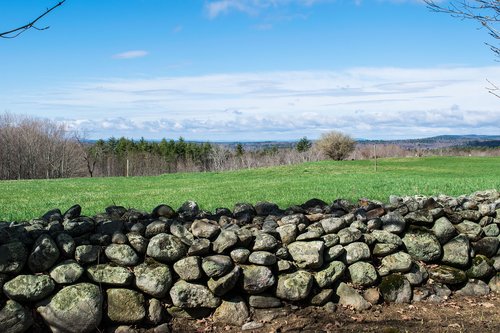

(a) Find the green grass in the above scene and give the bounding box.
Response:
[1,156,499,221]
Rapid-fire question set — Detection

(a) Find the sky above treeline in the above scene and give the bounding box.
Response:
[1,0,499,141]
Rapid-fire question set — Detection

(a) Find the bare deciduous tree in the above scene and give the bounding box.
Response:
[0,1,66,39]
[316,131,356,161]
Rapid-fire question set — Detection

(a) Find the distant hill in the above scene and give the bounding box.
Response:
[357,135,500,149]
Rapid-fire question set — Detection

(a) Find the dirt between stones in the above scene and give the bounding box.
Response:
[171,294,500,333]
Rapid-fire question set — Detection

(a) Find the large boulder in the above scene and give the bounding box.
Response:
[287,241,324,269]
[442,235,470,267]
[3,275,55,302]
[276,270,313,301]
[36,283,102,333]
[428,265,467,285]
[402,227,442,262]
[146,233,188,263]
[134,260,172,298]
[169,281,221,308]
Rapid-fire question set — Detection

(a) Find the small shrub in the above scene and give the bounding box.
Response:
[316,131,355,160]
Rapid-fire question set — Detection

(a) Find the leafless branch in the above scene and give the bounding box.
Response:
[0,1,66,39]
[486,78,500,97]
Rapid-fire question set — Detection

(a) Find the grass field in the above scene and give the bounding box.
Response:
[1,156,499,221]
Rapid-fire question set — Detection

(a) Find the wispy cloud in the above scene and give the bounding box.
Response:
[112,50,149,60]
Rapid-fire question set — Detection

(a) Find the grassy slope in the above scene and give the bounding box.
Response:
[0,156,499,221]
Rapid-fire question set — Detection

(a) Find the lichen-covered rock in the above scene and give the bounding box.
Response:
[50,260,84,284]
[402,227,442,262]
[253,233,279,251]
[336,282,371,311]
[248,251,276,265]
[472,237,499,258]
[348,261,378,287]
[230,248,250,264]
[248,294,282,308]
[134,260,172,298]
[455,221,483,241]
[105,244,139,266]
[36,283,102,333]
[489,273,500,293]
[188,238,211,256]
[455,279,490,296]
[314,261,346,288]
[466,255,495,279]
[126,232,149,254]
[404,263,428,286]
[276,224,297,245]
[173,256,203,281]
[241,265,275,294]
[372,243,399,256]
[0,242,27,274]
[276,270,313,301]
[432,217,456,244]
[87,264,133,286]
[202,255,233,278]
[0,300,33,333]
[74,245,101,264]
[324,245,345,262]
[213,296,249,326]
[191,220,220,239]
[178,201,200,220]
[381,212,406,234]
[146,233,187,263]
[288,240,324,269]
[28,234,60,273]
[212,230,238,253]
[207,265,241,296]
[344,242,370,264]
[3,275,55,302]
[338,227,362,245]
[169,280,221,308]
[371,230,403,246]
[170,221,195,246]
[428,265,467,285]
[442,234,470,268]
[379,274,412,303]
[107,288,145,324]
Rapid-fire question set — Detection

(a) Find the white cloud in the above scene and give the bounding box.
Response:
[112,50,149,60]
[205,0,332,18]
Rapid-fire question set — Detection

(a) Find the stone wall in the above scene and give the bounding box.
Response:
[1,190,500,332]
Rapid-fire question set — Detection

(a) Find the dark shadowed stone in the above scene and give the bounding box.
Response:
[63,217,94,237]
[4,275,55,302]
[381,212,406,234]
[314,260,346,288]
[170,280,221,308]
[74,245,101,264]
[249,294,282,308]
[336,282,371,311]
[0,300,33,333]
[455,221,483,241]
[404,210,433,225]
[202,255,233,278]
[145,221,170,238]
[63,205,82,220]
[134,259,172,298]
[288,240,324,269]
[432,217,457,244]
[152,204,176,219]
[127,232,149,254]
[191,220,220,239]
[310,288,335,306]
[207,265,241,296]
[169,221,195,246]
[105,244,139,266]
[234,203,256,221]
[42,209,62,223]
[442,235,470,267]
[178,201,200,220]
[428,265,467,284]
[107,288,145,324]
[50,260,84,284]
[276,270,313,301]
[404,263,428,286]
[402,226,442,262]
[87,263,133,286]
[241,265,276,294]
[349,261,378,287]
[213,230,238,253]
[147,233,187,263]
[36,283,102,333]
[255,201,280,216]
[96,220,123,236]
[379,274,412,303]
[0,242,27,274]
[111,232,127,244]
[188,238,211,256]
[248,251,276,265]
[56,233,75,258]
[472,237,499,258]
[105,206,127,218]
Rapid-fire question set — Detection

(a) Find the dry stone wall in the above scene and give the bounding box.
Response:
[1,190,500,332]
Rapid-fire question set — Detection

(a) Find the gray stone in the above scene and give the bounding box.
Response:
[207,265,241,296]
[202,255,233,278]
[187,238,211,256]
[107,288,145,324]
[279,214,307,226]
[253,233,279,251]
[381,212,406,234]
[442,235,470,267]
[74,245,101,264]
[36,283,102,333]
[134,260,172,298]
[111,232,127,244]
[169,221,195,246]
[405,210,433,225]
[241,265,275,294]
[0,242,27,274]
[146,233,187,263]
[242,322,264,331]
[371,230,403,246]
[191,220,220,239]
[320,217,346,234]
[402,226,442,262]
[489,273,500,293]
[50,259,84,284]
[212,230,238,253]
[322,234,340,247]
[28,234,60,273]
[457,210,482,222]
[296,227,323,241]
[276,270,313,301]
[230,248,250,264]
[338,227,362,245]
[379,251,412,276]
[105,244,139,266]
[379,274,412,303]
[3,274,55,302]
[455,221,483,241]
[173,256,203,281]
[309,288,335,306]
[56,233,76,258]
[126,232,149,254]
[87,264,133,286]
[473,237,499,258]
[372,243,399,256]
[169,280,221,308]
[62,218,94,237]
[363,288,380,305]
[287,240,324,269]
[344,242,370,264]
[178,201,200,220]
[248,294,282,308]
[466,255,495,279]
[147,298,165,325]
[276,224,297,245]
[336,282,371,311]
[213,296,249,326]
[455,279,490,296]
[483,223,500,237]
[248,251,276,265]
[324,245,345,262]
[348,261,378,287]
[314,261,346,288]
[277,260,294,272]
[428,265,467,284]
[404,263,428,286]
[0,300,33,333]
[432,217,456,244]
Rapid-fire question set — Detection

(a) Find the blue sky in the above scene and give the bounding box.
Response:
[1,0,499,141]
